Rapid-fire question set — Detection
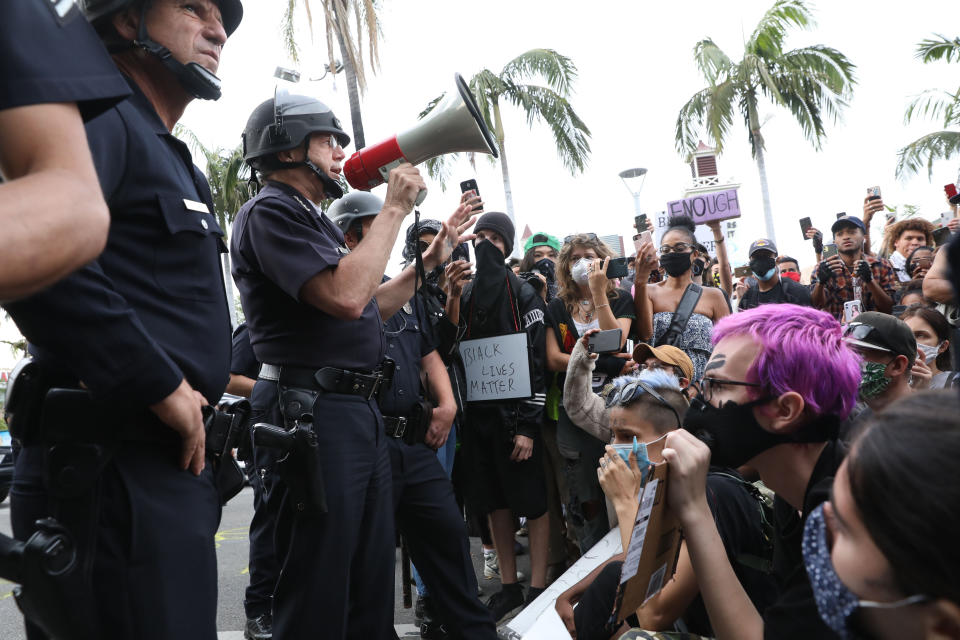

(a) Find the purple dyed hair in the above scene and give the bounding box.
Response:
[712,304,861,420]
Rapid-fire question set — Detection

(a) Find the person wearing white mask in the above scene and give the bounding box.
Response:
[900,304,956,389]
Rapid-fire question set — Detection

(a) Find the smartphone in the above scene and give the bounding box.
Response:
[867,186,881,201]
[606,257,629,279]
[843,299,863,324]
[941,211,954,228]
[588,328,623,354]
[945,183,959,205]
[887,210,897,225]
[799,217,812,239]
[823,243,839,260]
[934,226,952,246]
[836,212,846,220]
[634,214,647,232]
[734,265,751,278]
[633,230,652,253]
[459,179,482,212]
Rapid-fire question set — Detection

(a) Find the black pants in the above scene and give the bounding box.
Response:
[388,437,497,639]
[253,380,395,640]
[11,441,221,640]
[243,434,282,619]
[574,560,640,640]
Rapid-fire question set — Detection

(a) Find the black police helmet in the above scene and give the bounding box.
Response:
[81,0,243,36]
[328,191,384,235]
[242,94,350,170]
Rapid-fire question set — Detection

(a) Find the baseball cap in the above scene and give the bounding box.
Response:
[843,312,917,364]
[748,238,778,257]
[632,343,695,381]
[523,232,562,254]
[831,216,866,235]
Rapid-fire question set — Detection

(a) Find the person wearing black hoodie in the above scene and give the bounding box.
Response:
[450,211,550,621]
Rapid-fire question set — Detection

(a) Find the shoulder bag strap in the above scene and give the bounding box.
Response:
[658,283,702,347]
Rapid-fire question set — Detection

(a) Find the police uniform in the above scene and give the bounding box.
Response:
[0,0,130,118]
[231,323,281,629]
[5,71,231,640]
[380,292,497,639]
[231,180,395,639]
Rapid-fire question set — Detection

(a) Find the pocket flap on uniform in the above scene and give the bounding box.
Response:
[157,194,224,237]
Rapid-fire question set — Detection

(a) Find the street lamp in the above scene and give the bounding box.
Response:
[618,167,648,217]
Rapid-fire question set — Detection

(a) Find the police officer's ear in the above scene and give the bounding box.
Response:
[111,5,143,42]
[277,147,304,163]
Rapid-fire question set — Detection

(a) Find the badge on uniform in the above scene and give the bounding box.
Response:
[402,302,413,315]
[42,0,78,23]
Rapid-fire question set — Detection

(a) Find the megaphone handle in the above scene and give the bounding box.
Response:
[414,188,428,206]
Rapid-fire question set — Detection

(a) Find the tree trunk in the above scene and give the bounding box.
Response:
[492,100,519,256]
[747,97,776,245]
[332,8,364,150]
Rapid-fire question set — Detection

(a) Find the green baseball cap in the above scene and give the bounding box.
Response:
[523,232,561,254]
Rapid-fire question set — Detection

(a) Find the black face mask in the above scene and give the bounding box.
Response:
[660,252,692,277]
[691,258,705,277]
[533,257,556,282]
[749,256,777,280]
[684,393,839,469]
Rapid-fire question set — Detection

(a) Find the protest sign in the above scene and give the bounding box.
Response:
[459,332,533,402]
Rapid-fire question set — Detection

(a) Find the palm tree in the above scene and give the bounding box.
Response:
[282,0,381,149]
[419,49,591,239]
[675,0,856,244]
[896,35,960,180]
[175,125,252,327]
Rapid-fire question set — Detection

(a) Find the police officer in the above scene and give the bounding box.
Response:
[232,92,428,639]
[3,1,242,638]
[331,193,496,640]
[0,0,130,300]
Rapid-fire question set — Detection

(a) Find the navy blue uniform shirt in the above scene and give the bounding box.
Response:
[5,77,232,406]
[379,290,436,417]
[1,0,129,118]
[231,181,385,371]
[231,323,260,380]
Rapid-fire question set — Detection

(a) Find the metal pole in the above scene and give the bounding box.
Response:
[632,193,642,217]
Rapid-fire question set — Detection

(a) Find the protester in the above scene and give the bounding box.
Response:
[555,366,777,640]
[518,232,562,301]
[450,211,550,620]
[881,219,934,283]
[896,279,928,309]
[841,312,919,442]
[906,245,935,281]
[776,256,803,282]
[545,233,634,553]
[657,304,860,639]
[738,239,813,310]
[633,215,729,381]
[900,304,956,389]
[811,215,896,320]
[803,391,960,640]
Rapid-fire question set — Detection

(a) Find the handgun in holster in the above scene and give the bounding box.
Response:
[252,386,327,514]
[203,394,254,505]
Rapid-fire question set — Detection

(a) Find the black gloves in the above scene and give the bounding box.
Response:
[856,260,873,282]
[812,230,824,254]
[817,260,835,283]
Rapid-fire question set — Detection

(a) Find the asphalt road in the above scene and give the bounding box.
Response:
[0,487,527,639]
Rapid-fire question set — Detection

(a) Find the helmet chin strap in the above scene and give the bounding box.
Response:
[297,137,344,200]
[134,1,223,101]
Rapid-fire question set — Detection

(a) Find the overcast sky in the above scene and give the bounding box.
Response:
[180,0,960,271]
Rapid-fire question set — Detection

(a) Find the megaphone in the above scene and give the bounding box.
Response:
[343,73,499,205]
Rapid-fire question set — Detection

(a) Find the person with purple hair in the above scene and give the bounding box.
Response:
[659,304,861,640]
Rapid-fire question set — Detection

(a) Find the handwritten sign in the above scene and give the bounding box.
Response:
[458,332,532,402]
[666,188,741,224]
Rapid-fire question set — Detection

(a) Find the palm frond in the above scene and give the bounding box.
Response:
[916,35,960,64]
[423,153,461,189]
[500,49,578,97]
[693,39,733,85]
[173,123,211,161]
[282,0,300,65]
[418,93,445,119]
[904,88,960,127]
[505,84,591,174]
[675,81,737,154]
[896,130,960,179]
[747,0,814,58]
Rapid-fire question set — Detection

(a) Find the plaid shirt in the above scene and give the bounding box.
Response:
[810,254,897,321]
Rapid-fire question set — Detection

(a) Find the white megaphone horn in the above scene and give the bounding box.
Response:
[343,73,499,205]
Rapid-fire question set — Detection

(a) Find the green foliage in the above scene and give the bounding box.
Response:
[419,49,591,189]
[174,125,252,233]
[675,0,856,158]
[897,35,960,179]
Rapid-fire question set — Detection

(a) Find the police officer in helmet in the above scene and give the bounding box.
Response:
[4,1,242,637]
[232,93,427,639]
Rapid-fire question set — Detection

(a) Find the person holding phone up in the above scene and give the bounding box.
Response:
[811,216,897,321]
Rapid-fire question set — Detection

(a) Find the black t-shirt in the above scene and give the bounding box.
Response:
[545,289,635,386]
[231,181,385,371]
[763,439,846,640]
[739,277,813,311]
[1,0,130,119]
[230,323,260,380]
[682,469,780,637]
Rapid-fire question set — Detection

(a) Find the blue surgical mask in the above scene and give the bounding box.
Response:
[802,504,929,640]
[610,435,662,484]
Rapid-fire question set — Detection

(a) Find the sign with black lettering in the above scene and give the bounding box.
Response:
[458,332,533,402]
[666,188,741,224]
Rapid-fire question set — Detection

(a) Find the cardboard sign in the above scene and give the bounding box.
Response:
[458,332,533,402]
[666,188,741,224]
[617,462,683,622]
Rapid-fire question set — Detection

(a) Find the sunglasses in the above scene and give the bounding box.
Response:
[604,379,682,428]
[564,233,598,244]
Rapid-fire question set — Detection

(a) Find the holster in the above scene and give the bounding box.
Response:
[251,386,328,515]
[203,394,253,505]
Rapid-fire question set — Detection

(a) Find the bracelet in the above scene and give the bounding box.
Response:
[714,236,725,243]
[595,303,610,309]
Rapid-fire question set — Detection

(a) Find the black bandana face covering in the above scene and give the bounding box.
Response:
[684,393,839,468]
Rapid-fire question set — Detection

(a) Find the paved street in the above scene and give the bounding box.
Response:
[1,487,529,639]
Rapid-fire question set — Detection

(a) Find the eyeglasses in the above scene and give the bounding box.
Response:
[659,242,693,255]
[700,376,764,403]
[564,233,598,244]
[604,379,682,428]
[315,135,341,149]
[638,361,684,378]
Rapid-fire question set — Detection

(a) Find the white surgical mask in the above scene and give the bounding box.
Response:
[917,342,942,364]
